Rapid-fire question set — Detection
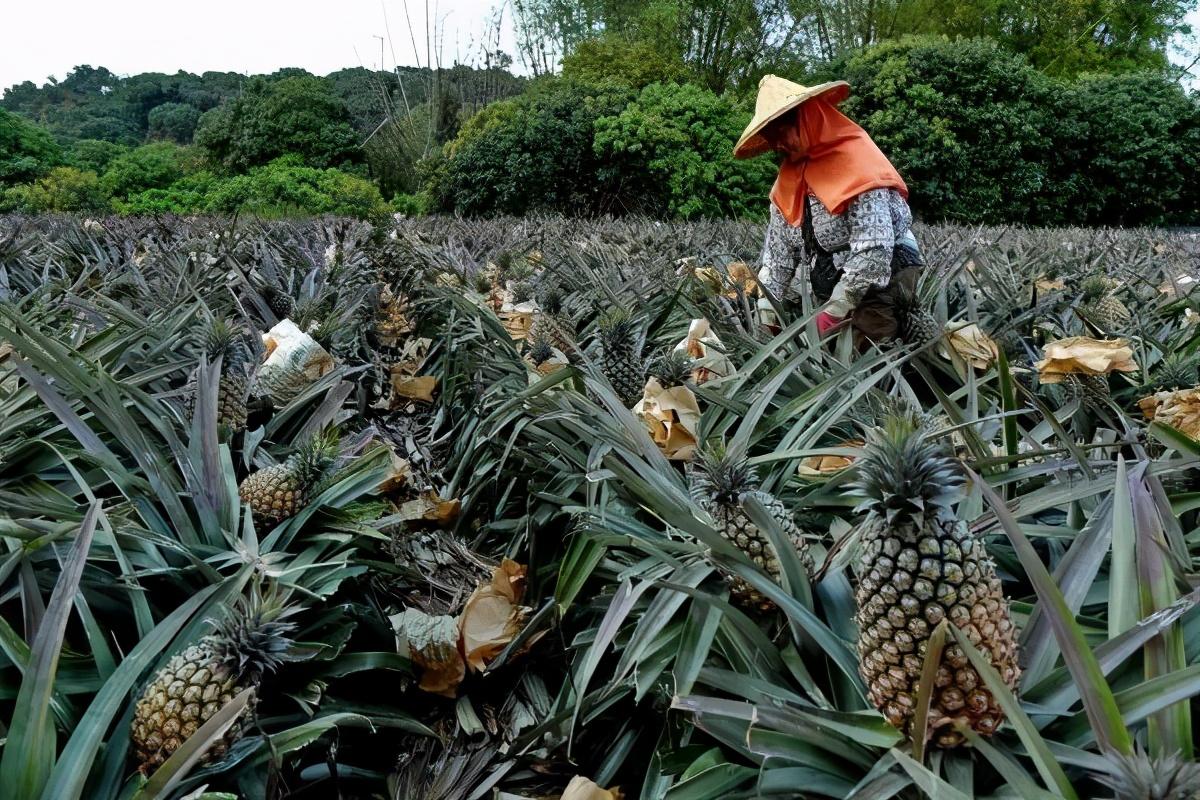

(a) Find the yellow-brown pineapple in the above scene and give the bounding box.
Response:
[239,433,338,522]
[131,594,294,773]
[850,413,1019,746]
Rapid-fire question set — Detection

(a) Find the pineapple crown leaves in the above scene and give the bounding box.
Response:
[527,336,554,366]
[1079,274,1116,302]
[689,444,760,507]
[647,350,694,388]
[201,319,254,375]
[848,411,964,525]
[1095,746,1200,800]
[207,590,300,682]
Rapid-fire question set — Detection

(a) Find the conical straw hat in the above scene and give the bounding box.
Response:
[733,74,850,158]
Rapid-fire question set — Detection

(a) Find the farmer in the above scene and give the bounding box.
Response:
[734,75,922,340]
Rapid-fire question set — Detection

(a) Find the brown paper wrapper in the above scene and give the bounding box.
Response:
[1139,387,1200,439]
[397,491,461,527]
[632,378,700,461]
[1034,336,1139,384]
[673,318,733,384]
[940,323,999,370]
[560,777,624,800]
[375,286,415,347]
[460,559,529,672]
[500,300,538,342]
[798,440,863,478]
[391,608,465,697]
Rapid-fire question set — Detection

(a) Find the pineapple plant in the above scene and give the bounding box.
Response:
[185,319,254,431]
[1095,748,1200,800]
[689,446,815,612]
[239,432,340,522]
[894,290,941,348]
[1078,275,1131,332]
[1150,354,1199,391]
[647,350,694,389]
[597,308,646,405]
[131,592,295,772]
[850,413,1019,746]
[530,286,576,355]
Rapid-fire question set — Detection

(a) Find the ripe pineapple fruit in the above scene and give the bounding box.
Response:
[131,593,295,772]
[186,320,254,431]
[689,447,815,612]
[850,413,1019,747]
[239,433,339,522]
[1079,275,1131,332]
[597,308,646,406]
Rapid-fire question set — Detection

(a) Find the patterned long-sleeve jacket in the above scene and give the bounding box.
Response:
[758,187,915,317]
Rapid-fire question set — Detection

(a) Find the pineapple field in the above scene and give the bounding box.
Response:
[2,212,1200,800]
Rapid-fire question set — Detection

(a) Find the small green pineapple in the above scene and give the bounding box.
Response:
[186,320,254,431]
[689,446,814,612]
[1079,275,1131,332]
[597,308,646,405]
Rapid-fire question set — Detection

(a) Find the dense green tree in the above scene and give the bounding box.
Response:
[67,139,128,175]
[100,142,199,201]
[1,166,107,213]
[429,78,634,215]
[147,102,201,143]
[593,81,774,217]
[193,76,362,172]
[0,108,62,183]
[561,34,688,88]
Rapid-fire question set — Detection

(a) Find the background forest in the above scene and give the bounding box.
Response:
[1,0,1198,226]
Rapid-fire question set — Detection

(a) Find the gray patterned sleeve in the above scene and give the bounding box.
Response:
[827,189,898,316]
[758,204,802,301]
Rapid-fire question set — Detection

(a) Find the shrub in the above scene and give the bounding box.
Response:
[0,108,62,184]
[837,37,1060,224]
[1,166,108,213]
[1052,72,1200,226]
[593,82,775,218]
[68,139,129,175]
[100,142,201,201]
[430,78,634,215]
[194,76,363,172]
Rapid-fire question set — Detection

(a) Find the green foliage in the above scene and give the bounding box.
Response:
[593,82,774,218]
[66,139,128,175]
[0,108,62,183]
[100,142,200,201]
[887,0,1193,76]
[193,76,363,172]
[838,38,1059,225]
[120,159,389,220]
[429,78,635,215]
[1,166,108,213]
[561,34,688,89]
[147,102,202,143]
[839,37,1200,226]
[1052,72,1200,226]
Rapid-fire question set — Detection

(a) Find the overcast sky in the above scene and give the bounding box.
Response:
[0,0,519,92]
[1,2,1197,94]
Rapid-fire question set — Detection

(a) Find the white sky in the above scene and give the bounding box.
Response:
[0,0,520,93]
[0,2,1197,95]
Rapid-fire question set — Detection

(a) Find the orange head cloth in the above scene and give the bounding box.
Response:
[769,98,907,227]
